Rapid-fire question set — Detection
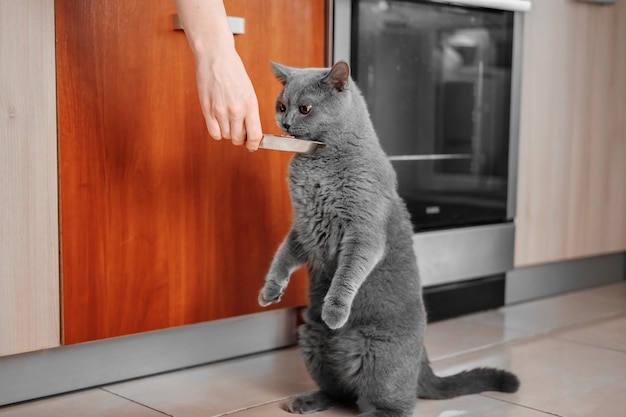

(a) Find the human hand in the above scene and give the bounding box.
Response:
[195,49,263,151]
[174,0,263,151]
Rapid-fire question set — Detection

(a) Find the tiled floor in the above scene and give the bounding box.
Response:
[2,282,626,417]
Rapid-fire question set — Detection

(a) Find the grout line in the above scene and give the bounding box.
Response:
[100,388,174,416]
[430,314,626,366]
[480,394,565,417]
[549,335,626,355]
[462,309,626,339]
[212,396,294,417]
[429,340,519,362]
[429,330,552,364]
[543,312,626,351]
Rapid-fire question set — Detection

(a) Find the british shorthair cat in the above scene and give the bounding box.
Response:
[258,61,519,417]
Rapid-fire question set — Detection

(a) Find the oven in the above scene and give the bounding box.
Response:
[329,0,530,320]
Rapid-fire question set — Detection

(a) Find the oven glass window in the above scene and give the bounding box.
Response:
[352,0,514,232]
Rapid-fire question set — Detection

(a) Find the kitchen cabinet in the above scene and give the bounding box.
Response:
[0,0,60,357]
[56,0,326,344]
[514,0,626,267]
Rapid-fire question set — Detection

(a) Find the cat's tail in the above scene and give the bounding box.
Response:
[417,354,520,400]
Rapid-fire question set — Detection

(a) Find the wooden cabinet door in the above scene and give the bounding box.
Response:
[56,0,326,344]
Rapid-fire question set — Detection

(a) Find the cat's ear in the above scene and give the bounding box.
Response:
[272,62,292,85]
[323,61,350,92]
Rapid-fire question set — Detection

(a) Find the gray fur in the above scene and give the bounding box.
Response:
[259,61,519,416]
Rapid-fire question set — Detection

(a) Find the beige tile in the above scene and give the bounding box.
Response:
[228,395,554,417]
[228,400,358,417]
[580,282,626,309]
[413,395,556,417]
[104,347,317,417]
[464,284,626,336]
[0,389,162,417]
[425,317,528,361]
[555,315,626,352]
[431,336,626,417]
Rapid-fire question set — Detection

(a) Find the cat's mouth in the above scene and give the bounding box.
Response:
[282,131,325,145]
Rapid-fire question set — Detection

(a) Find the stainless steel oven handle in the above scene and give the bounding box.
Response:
[172,14,245,35]
[388,154,473,161]
[427,0,531,12]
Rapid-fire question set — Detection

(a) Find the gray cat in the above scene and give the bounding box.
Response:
[258,61,519,417]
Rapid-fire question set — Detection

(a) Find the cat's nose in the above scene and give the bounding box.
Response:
[282,122,291,131]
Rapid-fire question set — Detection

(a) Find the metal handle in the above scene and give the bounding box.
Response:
[172,14,245,35]
[428,0,531,12]
[388,154,473,162]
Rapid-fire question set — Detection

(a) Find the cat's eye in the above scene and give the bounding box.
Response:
[299,105,312,115]
[278,103,287,113]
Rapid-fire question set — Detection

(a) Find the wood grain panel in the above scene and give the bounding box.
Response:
[0,0,60,356]
[57,0,326,344]
[515,0,626,266]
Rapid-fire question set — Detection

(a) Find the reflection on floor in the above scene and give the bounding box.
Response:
[2,282,625,417]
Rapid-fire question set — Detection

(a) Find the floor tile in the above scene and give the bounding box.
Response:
[413,396,555,417]
[0,389,164,417]
[578,281,626,310]
[555,315,626,352]
[227,395,553,417]
[431,336,626,417]
[463,283,626,336]
[227,400,357,417]
[104,347,316,417]
[424,317,528,361]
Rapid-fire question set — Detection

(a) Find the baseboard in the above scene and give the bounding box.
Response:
[423,275,506,322]
[0,309,297,406]
[505,253,626,304]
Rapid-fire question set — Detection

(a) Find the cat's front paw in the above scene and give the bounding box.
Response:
[258,281,286,307]
[322,297,350,329]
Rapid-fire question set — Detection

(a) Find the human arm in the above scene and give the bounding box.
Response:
[174,0,263,151]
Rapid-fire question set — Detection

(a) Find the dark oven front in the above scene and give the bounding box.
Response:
[330,0,528,320]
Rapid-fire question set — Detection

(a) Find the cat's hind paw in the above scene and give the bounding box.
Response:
[322,297,350,329]
[286,391,341,414]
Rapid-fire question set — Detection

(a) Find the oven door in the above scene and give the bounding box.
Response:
[350,0,516,232]
[331,0,526,292]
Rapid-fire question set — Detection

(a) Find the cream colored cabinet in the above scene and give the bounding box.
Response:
[0,0,60,356]
[515,0,626,267]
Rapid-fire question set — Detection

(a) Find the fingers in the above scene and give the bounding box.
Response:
[204,104,262,150]
[244,105,263,152]
[206,114,255,147]
[203,107,241,142]
[229,116,246,146]
[205,116,222,141]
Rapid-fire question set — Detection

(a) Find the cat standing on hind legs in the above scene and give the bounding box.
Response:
[258,61,519,417]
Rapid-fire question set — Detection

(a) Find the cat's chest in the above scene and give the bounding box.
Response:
[288,158,349,257]
[289,158,346,212]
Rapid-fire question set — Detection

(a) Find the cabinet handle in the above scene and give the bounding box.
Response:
[172,14,245,35]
